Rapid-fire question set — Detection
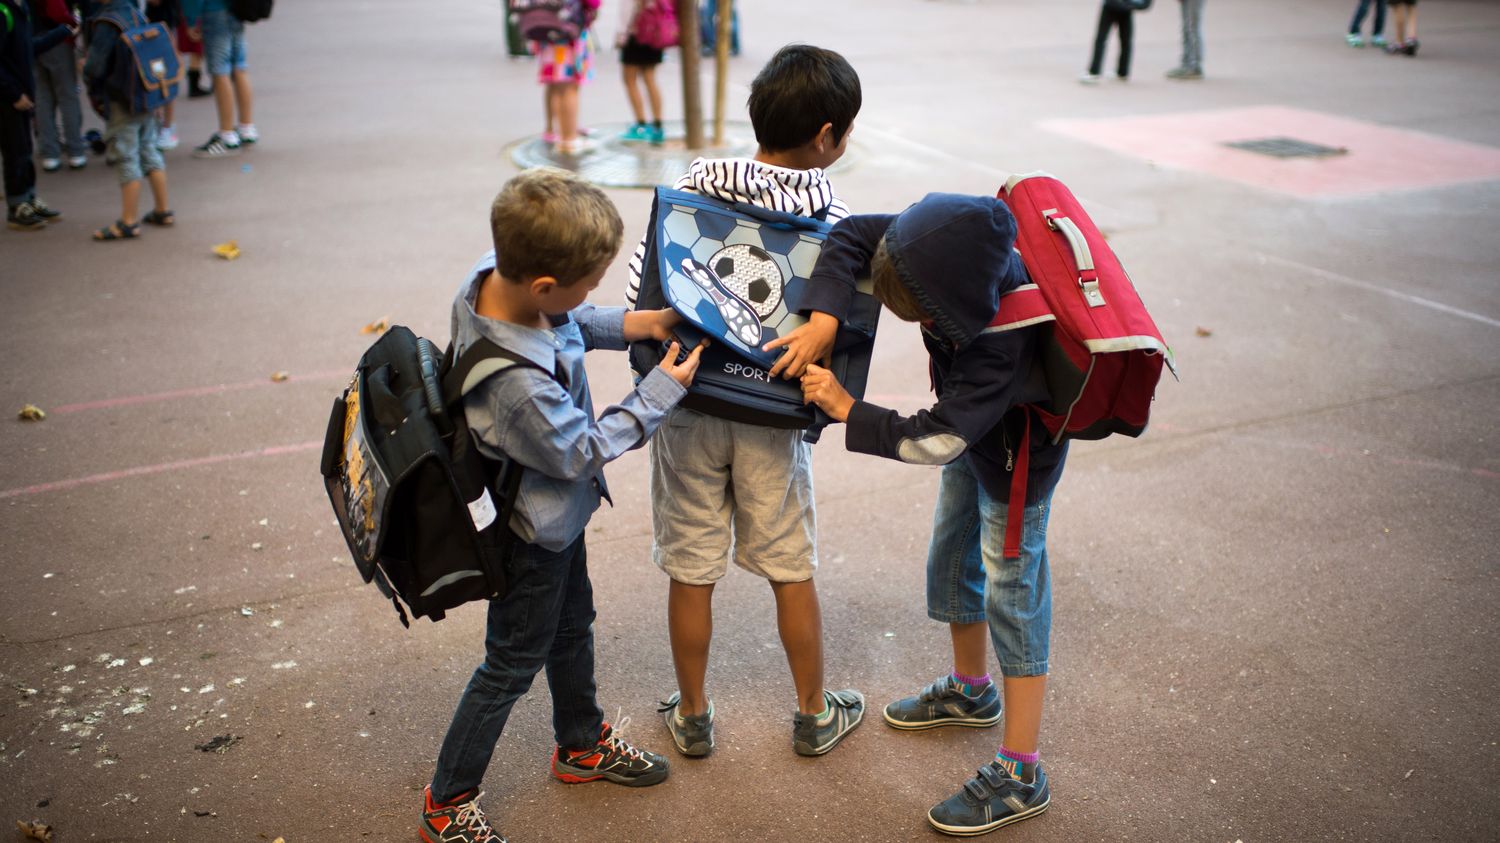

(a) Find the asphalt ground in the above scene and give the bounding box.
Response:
[1,0,1497,840]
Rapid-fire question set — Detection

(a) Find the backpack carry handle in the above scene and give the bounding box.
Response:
[1043,211,1106,308]
[730,202,832,233]
[416,338,446,420]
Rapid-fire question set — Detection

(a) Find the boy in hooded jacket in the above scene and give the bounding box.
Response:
[624,44,866,759]
[767,194,1066,836]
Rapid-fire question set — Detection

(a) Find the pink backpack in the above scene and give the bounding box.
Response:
[633,0,679,49]
[990,172,1177,557]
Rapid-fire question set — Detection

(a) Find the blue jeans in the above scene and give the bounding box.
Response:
[1350,0,1387,36]
[429,534,604,803]
[201,10,248,76]
[106,108,164,186]
[925,459,1053,677]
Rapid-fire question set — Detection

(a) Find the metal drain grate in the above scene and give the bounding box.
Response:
[1224,137,1348,159]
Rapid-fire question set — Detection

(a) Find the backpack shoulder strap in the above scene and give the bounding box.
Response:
[442,336,567,407]
[984,284,1054,334]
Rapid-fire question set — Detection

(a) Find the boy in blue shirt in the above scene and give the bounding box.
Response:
[421,167,704,843]
[772,194,1066,836]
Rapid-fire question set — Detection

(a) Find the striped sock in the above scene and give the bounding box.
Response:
[995,746,1040,780]
[951,670,992,697]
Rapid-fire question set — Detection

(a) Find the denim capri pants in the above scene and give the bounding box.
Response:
[202,10,249,76]
[107,110,164,185]
[925,457,1053,677]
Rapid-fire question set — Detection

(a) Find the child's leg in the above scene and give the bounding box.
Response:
[769,579,824,714]
[33,50,61,162]
[950,621,988,678]
[231,69,254,128]
[1404,4,1417,40]
[1087,4,1112,76]
[119,180,142,226]
[667,579,715,715]
[431,537,596,804]
[1001,675,1048,755]
[542,538,606,752]
[557,82,580,143]
[1118,10,1134,78]
[643,65,663,124]
[1350,0,1370,34]
[977,491,1054,757]
[623,64,646,124]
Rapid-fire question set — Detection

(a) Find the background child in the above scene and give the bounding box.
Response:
[180,0,257,158]
[1385,0,1417,55]
[1,0,69,230]
[536,0,598,155]
[778,193,1067,836]
[30,0,86,169]
[616,0,666,145]
[1081,0,1146,84]
[625,44,866,760]
[421,167,703,843]
[1346,0,1387,48]
[83,0,172,240]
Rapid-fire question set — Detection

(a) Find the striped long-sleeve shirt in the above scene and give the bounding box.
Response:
[624,156,850,308]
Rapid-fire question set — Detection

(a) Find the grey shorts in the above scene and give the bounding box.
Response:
[650,408,817,584]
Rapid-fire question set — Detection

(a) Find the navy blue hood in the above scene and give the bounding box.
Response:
[882,193,1028,347]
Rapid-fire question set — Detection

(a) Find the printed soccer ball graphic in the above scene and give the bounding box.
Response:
[708,244,783,319]
[680,258,763,346]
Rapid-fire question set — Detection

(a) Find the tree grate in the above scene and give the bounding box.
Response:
[1224,137,1349,159]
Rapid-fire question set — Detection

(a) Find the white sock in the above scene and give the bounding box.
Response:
[219,129,241,145]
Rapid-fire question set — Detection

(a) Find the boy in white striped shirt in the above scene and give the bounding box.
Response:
[626,45,866,758]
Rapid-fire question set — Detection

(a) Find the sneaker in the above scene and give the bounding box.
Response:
[237,124,259,145]
[1402,38,1419,56]
[419,785,505,843]
[1165,66,1204,80]
[658,691,714,757]
[619,122,651,142]
[791,689,865,756]
[157,127,179,150]
[1077,72,1101,85]
[1346,33,1364,47]
[883,675,1001,731]
[28,197,61,222]
[193,133,241,158]
[7,203,46,232]
[41,158,61,172]
[647,124,665,146]
[67,155,87,169]
[551,719,670,787]
[1372,34,1388,48]
[927,761,1050,836]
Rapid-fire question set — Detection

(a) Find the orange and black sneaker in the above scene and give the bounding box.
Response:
[419,785,505,843]
[550,718,670,787]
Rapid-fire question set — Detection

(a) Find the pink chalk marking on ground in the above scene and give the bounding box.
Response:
[51,370,349,415]
[1041,106,1500,198]
[0,441,323,500]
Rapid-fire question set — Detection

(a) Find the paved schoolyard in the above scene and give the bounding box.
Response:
[2,0,1497,840]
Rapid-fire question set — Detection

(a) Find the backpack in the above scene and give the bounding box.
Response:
[630,187,880,442]
[988,171,1176,557]
[319,326,563,626]
[633,0,678,49]
[90,7,182,115]
[509,0,585,44]
[228,0,273,23]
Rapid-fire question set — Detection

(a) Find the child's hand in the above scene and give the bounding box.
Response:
[624,308,682,343]
[659,340,706,387]
[763,312,839,380]
[801,363,854,422]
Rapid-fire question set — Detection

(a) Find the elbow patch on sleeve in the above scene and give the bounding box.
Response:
[896,433,968,465]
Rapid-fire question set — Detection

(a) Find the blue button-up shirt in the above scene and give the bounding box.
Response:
[451,251,685,551]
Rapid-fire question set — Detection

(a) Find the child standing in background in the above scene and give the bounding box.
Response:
[616,0,667,145]
[537,0,598,155]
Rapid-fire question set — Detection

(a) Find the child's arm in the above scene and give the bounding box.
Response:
[572,303,683,351]
[803,331,1030,465]
[764,213,895,379]
[470,343,702,482]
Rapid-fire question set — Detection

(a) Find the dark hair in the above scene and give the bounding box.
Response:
[870,238,930,323]
[747,45,862,152]
[490,168,623,286]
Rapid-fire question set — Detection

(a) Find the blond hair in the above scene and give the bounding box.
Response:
[490,168,624,286]
[870,237,930,323]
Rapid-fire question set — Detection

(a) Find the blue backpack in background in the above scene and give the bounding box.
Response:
[91,7,181,115]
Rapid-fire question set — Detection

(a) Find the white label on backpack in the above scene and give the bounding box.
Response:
[468,487,498,531]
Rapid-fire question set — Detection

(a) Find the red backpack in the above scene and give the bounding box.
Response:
[633,0,679,49]
[991,172,1176,557]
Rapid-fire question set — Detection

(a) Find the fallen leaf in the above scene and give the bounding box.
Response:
[360,316,390,335]
[269,371,290,383]
[18,404,47,421]
[211,240,241,261]
[1194,326,1213,338]
[16,820,54,841]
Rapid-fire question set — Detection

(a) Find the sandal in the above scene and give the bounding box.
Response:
[143,209,175,227]
[93,219,141,241]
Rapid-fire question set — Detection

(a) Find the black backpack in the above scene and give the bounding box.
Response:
[228,0,273,23]
[319,326,562,626]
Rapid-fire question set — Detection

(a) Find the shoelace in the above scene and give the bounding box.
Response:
[451,792,500,842]
[602,714,645,762]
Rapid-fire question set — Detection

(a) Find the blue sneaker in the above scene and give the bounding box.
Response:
[928,761,1050,836]
[646,124,665,146]
[883,675,1001,730]
[791,689,865,756]
[658,691,715,757]
[619,122,652,142]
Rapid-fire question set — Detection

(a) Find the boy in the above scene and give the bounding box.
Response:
[180,0,256,157]
[0,0,69,230]
[624,44,866,758]
[775,194,1067,836]
[420,167,703,843]
[83,0,173,241]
